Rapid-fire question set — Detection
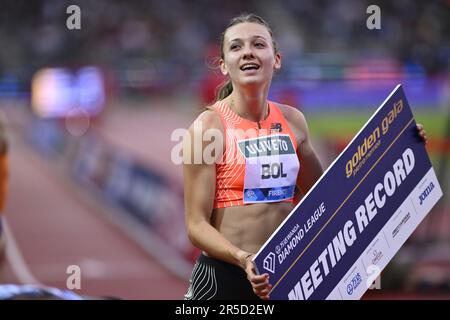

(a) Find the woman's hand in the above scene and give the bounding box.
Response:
[240,252,272,300]
[417,123,428,145]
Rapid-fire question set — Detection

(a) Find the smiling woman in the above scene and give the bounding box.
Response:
[182,13,324,300]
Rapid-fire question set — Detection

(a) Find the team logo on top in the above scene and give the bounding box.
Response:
[270,122,282,133]
[263,252,276,273]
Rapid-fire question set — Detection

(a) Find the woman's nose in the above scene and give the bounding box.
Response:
[242,45,255,58]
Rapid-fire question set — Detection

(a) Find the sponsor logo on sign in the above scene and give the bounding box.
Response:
[263,252,276,273]
[419,181,434,205]
[372,249,383,265]
[392,212,411,238]
[346,273,362,296]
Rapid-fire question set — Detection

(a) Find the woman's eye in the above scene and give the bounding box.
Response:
[255,43,265,48]
[230,44,240,50]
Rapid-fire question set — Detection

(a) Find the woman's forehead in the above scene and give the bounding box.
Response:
[225,22,271,43]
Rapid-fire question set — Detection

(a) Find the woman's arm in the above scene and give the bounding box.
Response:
[183,110,271,299]
[183,110,249,267]
[295,111,324,195]
[279,105,324,197]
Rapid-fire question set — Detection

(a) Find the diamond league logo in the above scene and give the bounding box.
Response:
[263,252,276,273]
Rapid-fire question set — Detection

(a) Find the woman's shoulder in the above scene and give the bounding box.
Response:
[188,105,223,133]
[272,102,307,128]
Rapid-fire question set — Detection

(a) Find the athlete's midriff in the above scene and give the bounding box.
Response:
[211,201,294,254]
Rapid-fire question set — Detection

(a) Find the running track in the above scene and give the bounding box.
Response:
[1,103,192,299]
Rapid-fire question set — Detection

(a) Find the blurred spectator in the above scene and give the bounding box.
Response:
[0,0,448,98]
[0,116,9,282]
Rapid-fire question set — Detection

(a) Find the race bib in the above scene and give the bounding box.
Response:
[238,134,299,203]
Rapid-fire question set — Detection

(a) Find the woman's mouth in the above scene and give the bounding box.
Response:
[240,63,260,72]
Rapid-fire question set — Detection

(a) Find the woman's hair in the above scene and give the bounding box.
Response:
[215,13,279,102]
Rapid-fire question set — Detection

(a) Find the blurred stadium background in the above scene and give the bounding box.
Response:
[0,0,448,299]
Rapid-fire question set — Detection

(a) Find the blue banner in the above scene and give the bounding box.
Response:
[253,84,443,300]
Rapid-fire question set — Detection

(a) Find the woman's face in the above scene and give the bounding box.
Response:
[220,22,281,89]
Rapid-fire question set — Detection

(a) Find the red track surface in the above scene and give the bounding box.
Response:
[1,106,190,299]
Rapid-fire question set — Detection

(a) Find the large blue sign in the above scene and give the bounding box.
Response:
[253,84,443,300]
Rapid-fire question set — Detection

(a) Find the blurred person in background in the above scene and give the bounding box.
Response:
[0,117,9,281]
[183,13,428,300]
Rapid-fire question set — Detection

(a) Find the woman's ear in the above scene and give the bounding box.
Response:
[274,52,282,70]
[220,59,228,76]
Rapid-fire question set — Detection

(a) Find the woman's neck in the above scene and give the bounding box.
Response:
[229,88,269,122]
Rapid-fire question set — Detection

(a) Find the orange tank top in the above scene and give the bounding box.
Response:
[212,100,300,208]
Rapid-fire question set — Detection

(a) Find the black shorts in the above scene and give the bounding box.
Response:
[184,253,260,300]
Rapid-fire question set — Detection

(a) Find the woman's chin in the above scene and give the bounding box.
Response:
[238,77,266,88]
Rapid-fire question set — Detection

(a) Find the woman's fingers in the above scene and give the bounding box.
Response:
[252,279,272,291]
[416,123,428,145]
[244,262,272,299]
[253,286,271,299]
[248,273,272,299]
[248,273,268,284]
